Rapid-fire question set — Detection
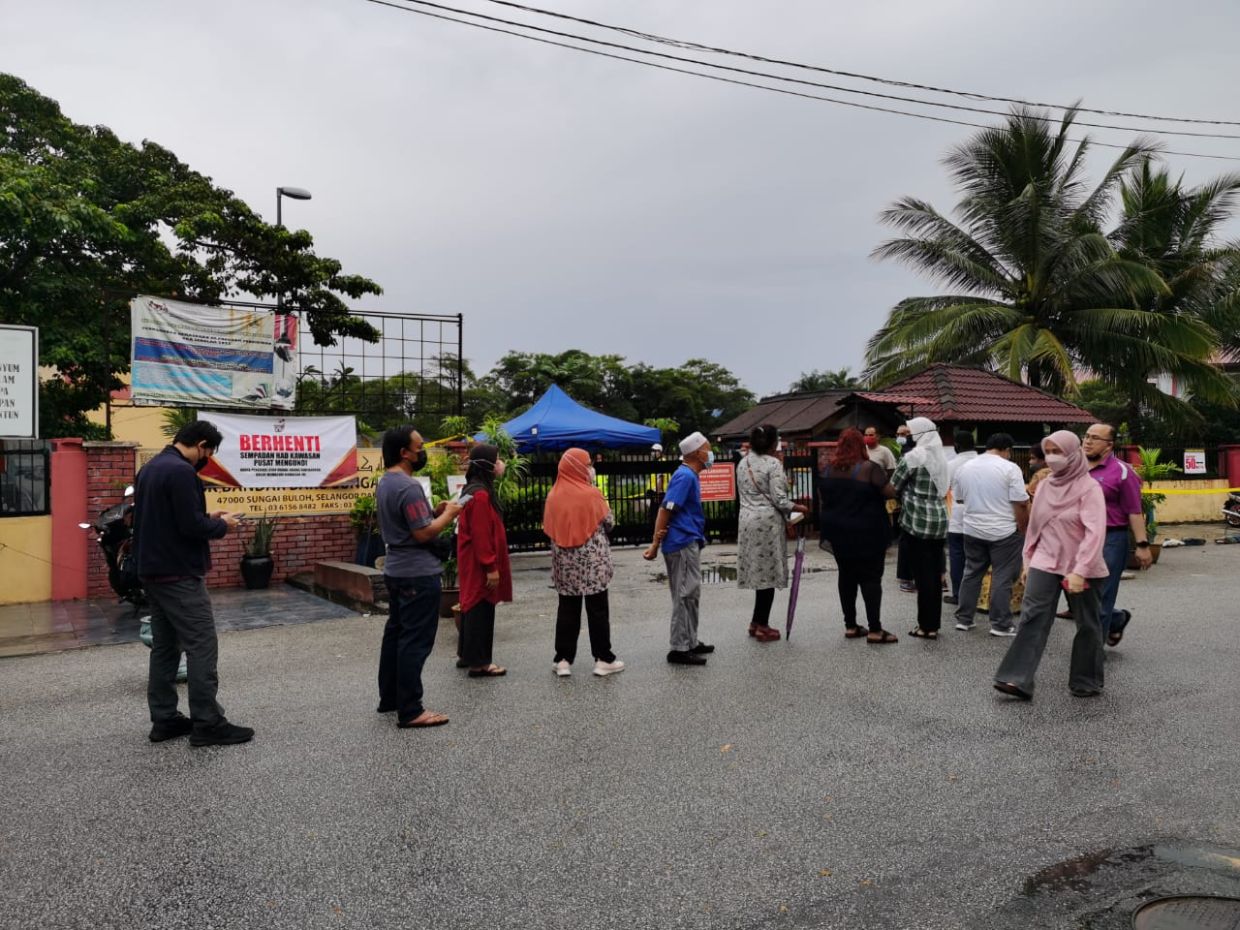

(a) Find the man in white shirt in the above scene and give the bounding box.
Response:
[951,433,1030,636]
[943,430,978,605]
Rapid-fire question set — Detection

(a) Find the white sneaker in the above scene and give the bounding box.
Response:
[989,627,1017,638]
[593,659,625,677]
[554,660,571,677]
[955,621,975,631]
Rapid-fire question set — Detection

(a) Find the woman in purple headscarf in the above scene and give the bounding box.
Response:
[993,430,1109,701]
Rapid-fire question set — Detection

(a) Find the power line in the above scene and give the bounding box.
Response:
[381,0,1240,142]
[483,0,1240,129]
[361,0,1240,162]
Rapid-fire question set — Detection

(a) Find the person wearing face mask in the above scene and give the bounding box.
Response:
[643,431,716,665]
[863,426,897,476]
[457,444,513,677]
[890,417,950,638]
[895,424,913,454]
[132,420,249,747]
[994,430,1108,701]
[892,423,917,593]
[375,425,463,728]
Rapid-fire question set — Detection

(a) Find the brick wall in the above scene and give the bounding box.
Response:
[84,442,139,599]
[83,442,356,597]
[205,514,355,588]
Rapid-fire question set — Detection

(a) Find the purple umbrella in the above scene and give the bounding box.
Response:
[785,518,807,640]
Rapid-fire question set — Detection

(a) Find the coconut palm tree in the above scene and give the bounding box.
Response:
[864,107,1234,416]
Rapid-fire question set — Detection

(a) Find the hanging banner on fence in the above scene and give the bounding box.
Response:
[129,295,299,410]
[1183,450,1208,475]
[698,462,736,502]
[0,324,38,439]
[197,413,358,489]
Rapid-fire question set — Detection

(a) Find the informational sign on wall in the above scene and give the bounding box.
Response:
[129,295,298,410]
[199,413,358,489]
[698,462,737,502]
[1183,449,1208,475]
[0,324,37,439]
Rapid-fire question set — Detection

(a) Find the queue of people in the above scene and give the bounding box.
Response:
[132,417,1149,746]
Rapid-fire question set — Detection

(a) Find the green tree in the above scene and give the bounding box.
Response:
[863,106,1233,420]
[789,367,862,392]
[0,74,382,437]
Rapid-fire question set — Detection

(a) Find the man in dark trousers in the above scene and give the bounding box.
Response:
[133,420,250,747]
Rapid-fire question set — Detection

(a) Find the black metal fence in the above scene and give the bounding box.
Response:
[503,452,822,553]
[0,441,50,517]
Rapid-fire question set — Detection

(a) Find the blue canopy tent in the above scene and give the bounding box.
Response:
[479,385,662,451]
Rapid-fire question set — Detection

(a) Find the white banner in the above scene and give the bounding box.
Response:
[0,325,38,439]
[200,413,358,489]
[129,295,298,410]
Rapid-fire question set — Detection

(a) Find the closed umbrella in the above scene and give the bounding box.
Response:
[785,516,806,640]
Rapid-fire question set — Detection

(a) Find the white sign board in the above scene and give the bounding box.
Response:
[201,412,359,490]
[1183,449,1208,475]
[447,475,467,498]
[0,325,38,439]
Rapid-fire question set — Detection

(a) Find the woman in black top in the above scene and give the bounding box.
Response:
[818,428,899,644]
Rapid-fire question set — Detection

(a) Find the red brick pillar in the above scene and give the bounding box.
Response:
[50,438,89,600]
[83,441,139,599]
[1221,445,1240,484]
[1118,444,1142,467]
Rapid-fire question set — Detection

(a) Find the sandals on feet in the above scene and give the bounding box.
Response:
[398,710,449,728]
[908,628,938,640]
[867,630,898,644]
[993,681,1032,701]
[468,665,507,678]
[844,626,867,639]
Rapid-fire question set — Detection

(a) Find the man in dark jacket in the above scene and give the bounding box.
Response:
[133,420,250,747]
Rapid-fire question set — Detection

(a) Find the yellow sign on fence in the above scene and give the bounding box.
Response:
[138,447,386,517]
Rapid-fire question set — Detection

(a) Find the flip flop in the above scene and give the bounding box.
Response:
[993,681,1032,701]
[468,665,508,678]
[844,627,867,639]
[1107,630,1123,647]
[908,628,938,640]
[398,710,449,728]
[867,631,899,644]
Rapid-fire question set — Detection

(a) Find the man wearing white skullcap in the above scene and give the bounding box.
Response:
[644,431,715,665]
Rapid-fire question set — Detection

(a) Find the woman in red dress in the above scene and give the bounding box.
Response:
[457,444,513,677]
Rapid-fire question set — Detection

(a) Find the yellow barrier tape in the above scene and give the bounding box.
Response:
[1145,487,1240,495]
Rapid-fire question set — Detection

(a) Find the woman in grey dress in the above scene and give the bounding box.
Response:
[736,424,807,642]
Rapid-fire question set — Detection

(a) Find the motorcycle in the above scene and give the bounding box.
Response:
[82,486,186,681]
[1224,491,1240,528]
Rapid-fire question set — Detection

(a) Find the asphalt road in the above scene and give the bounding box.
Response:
[2,539,1238,930]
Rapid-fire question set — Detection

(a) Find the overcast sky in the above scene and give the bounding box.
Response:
[5,0,1240,397]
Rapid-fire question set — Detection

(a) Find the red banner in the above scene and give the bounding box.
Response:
[699,462,736,502]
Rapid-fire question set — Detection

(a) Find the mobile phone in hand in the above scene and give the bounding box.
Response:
[1060,578,1089,591]
[456,493,473,506]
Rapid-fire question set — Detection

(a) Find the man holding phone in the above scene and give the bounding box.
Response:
[133,420,250,747]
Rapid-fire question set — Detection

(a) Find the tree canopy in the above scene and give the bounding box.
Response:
[0,74,382,436]
[788,367,862,392]
[864,106,1240,430]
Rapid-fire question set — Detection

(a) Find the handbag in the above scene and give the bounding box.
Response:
[745,458,798,541]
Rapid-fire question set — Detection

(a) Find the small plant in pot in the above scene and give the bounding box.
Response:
[349,494,384,567]
[1132,447,1180,567]
[241,513,278,589]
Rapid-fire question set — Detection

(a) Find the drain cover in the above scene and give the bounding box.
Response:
[1133,896,1240,930]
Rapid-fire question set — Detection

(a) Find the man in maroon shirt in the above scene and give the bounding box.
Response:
[1082,423,1152,646]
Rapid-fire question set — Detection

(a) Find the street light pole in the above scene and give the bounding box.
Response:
[275,186,312,313]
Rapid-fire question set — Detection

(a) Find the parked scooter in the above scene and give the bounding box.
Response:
[81,487,186,681]
[1223,491,1240,528]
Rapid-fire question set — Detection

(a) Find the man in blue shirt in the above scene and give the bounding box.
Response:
[644,431,715,666]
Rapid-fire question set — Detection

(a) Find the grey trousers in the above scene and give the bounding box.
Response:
[663,546,701,652]
[994,568,1104,696]
[145,578,225,726]
[955,531,1023,630]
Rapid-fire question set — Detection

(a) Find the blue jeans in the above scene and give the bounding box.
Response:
[379,574,442,722]
[1099,528,1130,638]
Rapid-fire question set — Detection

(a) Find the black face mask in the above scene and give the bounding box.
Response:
[410,449,428,472]
[194,454,210,473]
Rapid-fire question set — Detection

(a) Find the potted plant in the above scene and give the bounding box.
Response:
[349,494,384,567]
[241,513,278,589]
[1131,447,1180,566]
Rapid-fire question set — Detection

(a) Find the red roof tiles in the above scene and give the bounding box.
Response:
[879,365,1095,424]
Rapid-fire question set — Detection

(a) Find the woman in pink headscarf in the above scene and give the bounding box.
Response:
[994,430,1109,701]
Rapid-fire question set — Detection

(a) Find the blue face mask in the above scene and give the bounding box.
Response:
[704,450,715,469]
